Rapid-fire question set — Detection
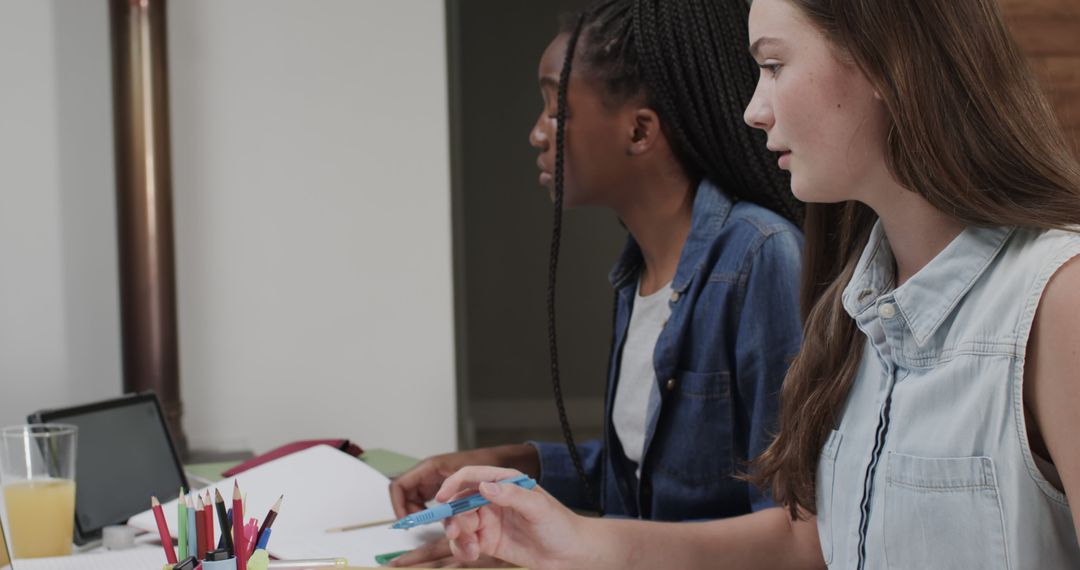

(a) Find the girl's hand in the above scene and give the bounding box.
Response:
[390,445,540,519]
[436,466,593,570]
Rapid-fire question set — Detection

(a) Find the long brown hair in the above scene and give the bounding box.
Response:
[750,0,1080,519]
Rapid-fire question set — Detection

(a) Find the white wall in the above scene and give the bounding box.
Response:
[1,0,457,459]
[0,0,123,428]
[168,0,457,458]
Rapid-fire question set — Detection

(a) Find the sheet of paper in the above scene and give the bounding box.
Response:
[291,525,443,567]
[10,547,164,570]
[128,445,444,564]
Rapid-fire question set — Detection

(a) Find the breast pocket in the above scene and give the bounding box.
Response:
[883,452,1008,570]
[654,370,734,485]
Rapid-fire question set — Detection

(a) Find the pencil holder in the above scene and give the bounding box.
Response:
[201,557,237,570]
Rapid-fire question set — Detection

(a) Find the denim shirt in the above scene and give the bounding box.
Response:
[533,180,804,521]
[819,223,1080,569]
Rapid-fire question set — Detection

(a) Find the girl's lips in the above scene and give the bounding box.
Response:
[778,151,792,169]
[539,171,553,186]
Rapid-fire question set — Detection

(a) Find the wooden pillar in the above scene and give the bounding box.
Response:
[109,0,186,456]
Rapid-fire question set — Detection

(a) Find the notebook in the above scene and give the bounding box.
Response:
[4,549,164,570]
[128,444,443,566]
[0,516,163,570]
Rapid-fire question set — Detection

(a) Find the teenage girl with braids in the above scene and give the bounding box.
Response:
[433,0,1080,567]
[388,0,804,566]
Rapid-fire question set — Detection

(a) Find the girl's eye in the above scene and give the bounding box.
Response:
[759,63,782,76]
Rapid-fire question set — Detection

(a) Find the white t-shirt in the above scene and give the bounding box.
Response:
[612,279,673,478]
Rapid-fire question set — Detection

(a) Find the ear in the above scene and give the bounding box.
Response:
[627,107,662,156]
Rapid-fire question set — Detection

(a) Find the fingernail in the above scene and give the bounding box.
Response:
[480,481,499,496]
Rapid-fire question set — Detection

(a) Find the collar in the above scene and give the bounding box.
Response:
[608,179,734,291]
[842,220,1014,346]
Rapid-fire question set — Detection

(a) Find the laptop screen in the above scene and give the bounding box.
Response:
[30,393,188,544]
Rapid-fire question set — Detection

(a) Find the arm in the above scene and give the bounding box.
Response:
[1024,254,1080,543]
[529,438,604,510]
[734,229,804,510]
[438,466,825,570]
[586,505,823,570]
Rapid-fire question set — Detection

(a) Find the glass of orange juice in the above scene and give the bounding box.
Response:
[0,424,77,559]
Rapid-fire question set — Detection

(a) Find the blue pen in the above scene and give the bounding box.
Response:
[256,527,272,550]
[391,475,537,529]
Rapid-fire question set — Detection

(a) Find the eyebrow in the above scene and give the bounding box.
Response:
[539,76,560,90]
[749,36,784,58]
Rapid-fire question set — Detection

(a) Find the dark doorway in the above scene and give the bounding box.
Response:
[446,0,625,449]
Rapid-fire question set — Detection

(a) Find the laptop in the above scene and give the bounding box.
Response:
[28,393,189,545]
[0,516,164,569]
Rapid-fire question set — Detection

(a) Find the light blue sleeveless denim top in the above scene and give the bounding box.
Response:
[816,222,1080,569]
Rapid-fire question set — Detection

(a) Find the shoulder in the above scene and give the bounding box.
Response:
[1024,247,1080,499]
[721,202,804,274]
[1032,250,1080,349]
[726,201,804,243]
[691,201,803,290]
[1023,231,1080,398]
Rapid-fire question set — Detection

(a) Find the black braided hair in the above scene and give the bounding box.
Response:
[546,0,802,514]
[561,0,802,222]
[547,12,602,514]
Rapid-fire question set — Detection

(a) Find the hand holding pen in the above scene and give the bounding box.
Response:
[391,474,536,529]
[430,467,587,568]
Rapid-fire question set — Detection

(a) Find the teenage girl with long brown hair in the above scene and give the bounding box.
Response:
[432,0,1080,567]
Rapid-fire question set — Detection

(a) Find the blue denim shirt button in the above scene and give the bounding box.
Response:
[670,291,681,303]
[665,378,676,392]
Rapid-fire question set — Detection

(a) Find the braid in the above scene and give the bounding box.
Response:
[567,0,804,224]
[548,13,603,515]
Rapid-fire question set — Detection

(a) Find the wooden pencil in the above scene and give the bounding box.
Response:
[254,495,283,549]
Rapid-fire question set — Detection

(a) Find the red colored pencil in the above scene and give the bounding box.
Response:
[151,496,179,564]
[204,490,215,553]
[195,495,207,559]
[232,481,246,570]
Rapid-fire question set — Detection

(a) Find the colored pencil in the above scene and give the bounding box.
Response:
[215,489,234,555]
[177,487,187,559]
[195,495,207,559]
[151,496,178,564]
[254,495,283,549]
[325,518,396,532]
[204,490,215,554]
[186,494,197,558]
[233,482,247,570]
